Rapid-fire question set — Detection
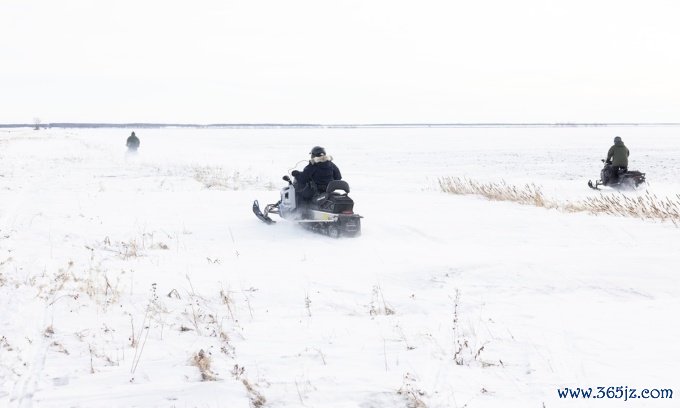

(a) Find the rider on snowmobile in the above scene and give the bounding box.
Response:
[604,136,629,184]
[291,146,342,199]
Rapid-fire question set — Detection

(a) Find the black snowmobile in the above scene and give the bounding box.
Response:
[588,159,646,190]
[253,175,362,238]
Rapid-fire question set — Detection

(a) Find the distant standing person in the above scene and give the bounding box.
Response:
[126,131,140,151]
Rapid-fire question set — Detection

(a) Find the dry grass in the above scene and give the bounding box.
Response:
[80,267,122,308]
[565,191,680,226]
[242,378,267,407]
[219,288,236,321]
[450,289,488,367]
[0,259,8,286]
[119,239,140,259]
[397,372,428,408]
[439,177,551,208]
[439,176,680,226]
[192,349,217,381]
[193,166,275,191]
[231,364,266,407]
[33,259,122,311]
[369,285,395,316]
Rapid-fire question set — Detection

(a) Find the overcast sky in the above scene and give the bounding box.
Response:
[1,0,679,123]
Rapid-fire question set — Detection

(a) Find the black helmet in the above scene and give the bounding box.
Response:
[131,131,136,137]
[309,146,326,157]
[614,136,622,143]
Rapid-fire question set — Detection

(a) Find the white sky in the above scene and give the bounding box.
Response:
[1,0,679,123]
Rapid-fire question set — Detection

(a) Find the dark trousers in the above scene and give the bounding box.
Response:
[609,166,627,183]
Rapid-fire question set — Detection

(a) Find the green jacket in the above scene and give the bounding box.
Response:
[607,141,629,167]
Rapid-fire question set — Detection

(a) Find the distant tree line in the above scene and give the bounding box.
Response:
[2,122,680,129]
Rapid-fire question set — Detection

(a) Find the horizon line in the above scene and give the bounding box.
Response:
[2,122,680,129]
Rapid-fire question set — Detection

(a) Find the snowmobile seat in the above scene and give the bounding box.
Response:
[316,194,354,213]
[313,180,353,213]
[326,180,350,194]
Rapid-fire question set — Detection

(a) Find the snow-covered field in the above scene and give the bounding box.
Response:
[1,127,679,407]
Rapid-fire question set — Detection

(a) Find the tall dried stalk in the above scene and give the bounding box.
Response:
[439,177,680,226]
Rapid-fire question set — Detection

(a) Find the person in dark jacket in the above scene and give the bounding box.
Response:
[605,136,630,184]
[126,131,140,151]
[291,146,342,199]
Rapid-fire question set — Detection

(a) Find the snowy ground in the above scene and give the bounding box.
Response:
[1,127,679,407]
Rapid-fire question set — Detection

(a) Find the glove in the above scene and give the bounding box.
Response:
[291,170,300,177]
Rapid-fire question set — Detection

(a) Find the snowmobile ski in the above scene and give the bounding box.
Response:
[252,200,275,224]
[587,180,600,190]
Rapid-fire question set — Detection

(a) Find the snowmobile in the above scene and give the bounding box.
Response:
[253,175,362,238]
[588,159,646,190]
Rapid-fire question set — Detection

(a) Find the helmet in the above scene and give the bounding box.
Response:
[614,136,622,143]
[309,146,326,157]
[131,131,136,137]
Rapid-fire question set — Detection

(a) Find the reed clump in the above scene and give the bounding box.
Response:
[439,176,680,226]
